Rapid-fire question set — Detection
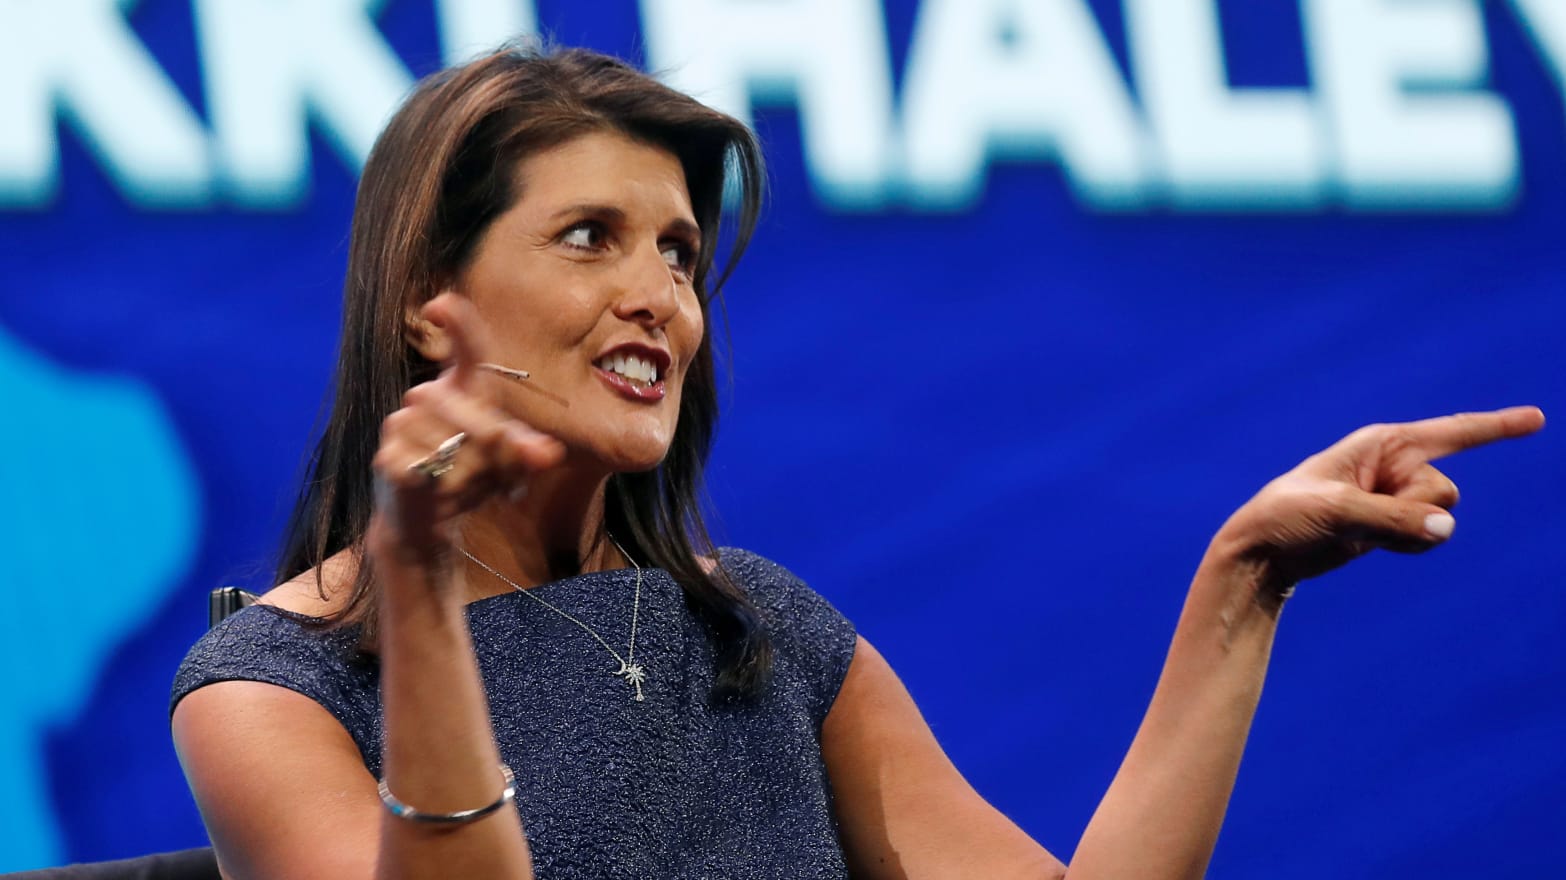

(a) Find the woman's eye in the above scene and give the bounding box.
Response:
[561,223,604,250]
[662,244,694,278]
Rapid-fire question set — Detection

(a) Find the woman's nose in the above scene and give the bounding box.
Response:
[611,243,680,328]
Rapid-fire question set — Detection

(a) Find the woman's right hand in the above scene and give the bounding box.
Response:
[367,292,566,564]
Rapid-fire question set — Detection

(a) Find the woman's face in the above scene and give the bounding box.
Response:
[447,130,705,474]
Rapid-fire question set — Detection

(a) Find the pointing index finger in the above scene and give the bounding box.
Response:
[1399,406,1545,460]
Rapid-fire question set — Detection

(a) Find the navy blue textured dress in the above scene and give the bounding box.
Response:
[170,548,857,879]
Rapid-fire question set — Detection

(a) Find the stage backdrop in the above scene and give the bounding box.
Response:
[1,1,1562,875]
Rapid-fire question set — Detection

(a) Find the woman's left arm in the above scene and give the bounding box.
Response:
[823,407,1544,880]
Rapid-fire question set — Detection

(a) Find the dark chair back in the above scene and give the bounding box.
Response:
[0,848,218,880]
[208,586,258,628]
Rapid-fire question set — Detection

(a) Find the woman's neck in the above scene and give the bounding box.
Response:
[454,464,625,600]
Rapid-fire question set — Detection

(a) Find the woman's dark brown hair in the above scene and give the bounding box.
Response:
[274,44,771,696]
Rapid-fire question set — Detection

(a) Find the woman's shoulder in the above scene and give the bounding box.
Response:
[170,553,374,722]
[173,601,365,685]
[714,546,805,598]
[716,547,840,619]
[172,548,361,687]
[170,601,383,774]
[716,547,859,711]
[252,547,361,617]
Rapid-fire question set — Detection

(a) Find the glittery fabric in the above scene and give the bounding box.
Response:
[171,548,857,879]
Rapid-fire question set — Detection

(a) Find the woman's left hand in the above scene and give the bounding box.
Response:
[1215,406,1545,600]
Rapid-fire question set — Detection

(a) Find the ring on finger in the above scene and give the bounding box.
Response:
[409,431,467,480]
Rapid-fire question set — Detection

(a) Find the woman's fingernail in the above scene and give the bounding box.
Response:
[1424,512,1456,539]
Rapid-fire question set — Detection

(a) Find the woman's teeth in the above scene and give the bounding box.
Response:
[598,353,659,386]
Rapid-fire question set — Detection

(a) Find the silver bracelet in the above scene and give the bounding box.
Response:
[378,763,517,825]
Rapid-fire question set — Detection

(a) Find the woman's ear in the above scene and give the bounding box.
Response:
[403,295,456,363]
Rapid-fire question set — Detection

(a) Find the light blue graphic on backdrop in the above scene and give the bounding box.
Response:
[0,325,198,871]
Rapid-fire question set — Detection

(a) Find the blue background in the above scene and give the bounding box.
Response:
[0,1,1562,875]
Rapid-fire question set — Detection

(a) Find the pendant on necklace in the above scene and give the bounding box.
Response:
[614,659,647,702]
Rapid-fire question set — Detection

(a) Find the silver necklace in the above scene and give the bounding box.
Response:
[459,536,647,702]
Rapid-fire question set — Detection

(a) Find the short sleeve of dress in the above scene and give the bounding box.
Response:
[719,548,858,725]
[169,606,382,768]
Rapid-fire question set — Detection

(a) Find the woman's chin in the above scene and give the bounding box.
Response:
[566,440,672,477]
[612,447,673,474]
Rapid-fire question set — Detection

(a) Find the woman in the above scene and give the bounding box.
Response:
[170,45,1543,879]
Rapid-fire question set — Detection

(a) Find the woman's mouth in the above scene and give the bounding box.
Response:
[594,352,666,401]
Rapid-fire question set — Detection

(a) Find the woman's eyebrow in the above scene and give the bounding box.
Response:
[548,202,625,224]
[546,204,699,242]
[664,217,701,243]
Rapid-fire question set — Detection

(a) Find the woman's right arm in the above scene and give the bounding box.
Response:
[173,294,561,879]
[171,550,537,880]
